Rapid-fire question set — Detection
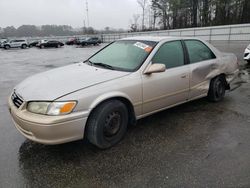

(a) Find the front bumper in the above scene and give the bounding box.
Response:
[8,97,89,145]
[244,48,250,61]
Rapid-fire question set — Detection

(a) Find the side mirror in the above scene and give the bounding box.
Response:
[144,63,166,74]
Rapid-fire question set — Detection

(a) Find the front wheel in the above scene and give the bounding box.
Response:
[208,76,226,102]
[4,45,10,49]
[21,44,27,49]
[86,100,128,149]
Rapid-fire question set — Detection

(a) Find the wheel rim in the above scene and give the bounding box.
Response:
[104,111,121,137]
[215,80,224,99]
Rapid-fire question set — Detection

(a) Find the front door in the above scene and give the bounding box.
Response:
[142,40,190,115]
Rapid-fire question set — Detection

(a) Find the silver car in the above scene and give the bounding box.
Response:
[8,36,239,148]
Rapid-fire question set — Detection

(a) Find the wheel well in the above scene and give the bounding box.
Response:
[214,73,230,90]
[84,97,136,137]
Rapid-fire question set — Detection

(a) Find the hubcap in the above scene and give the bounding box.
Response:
[104,111,121,137]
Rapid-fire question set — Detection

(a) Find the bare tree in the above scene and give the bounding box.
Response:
[137,0,148,30]
[130,14,140,32]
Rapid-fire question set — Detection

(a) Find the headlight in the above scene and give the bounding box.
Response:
[27,101,77,115]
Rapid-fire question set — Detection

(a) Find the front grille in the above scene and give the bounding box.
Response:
[11,92,24,108]
[244,53,249,57]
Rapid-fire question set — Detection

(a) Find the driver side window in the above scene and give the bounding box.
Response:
[152,41,185,69]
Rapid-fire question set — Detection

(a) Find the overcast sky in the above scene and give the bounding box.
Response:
[0,0,141,30]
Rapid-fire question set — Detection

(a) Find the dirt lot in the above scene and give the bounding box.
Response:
[0,41,249,188]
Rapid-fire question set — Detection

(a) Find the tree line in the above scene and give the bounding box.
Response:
[1,0,249,37]
[131,0,250,31]
[0,25,97,38]
[0,24,127,38]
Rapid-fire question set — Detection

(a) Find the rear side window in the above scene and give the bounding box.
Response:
[184,40,216,64]
[152,41,184,69]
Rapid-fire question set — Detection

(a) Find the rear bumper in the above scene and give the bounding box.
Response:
[8,97,88,145]
[226,69,240,84]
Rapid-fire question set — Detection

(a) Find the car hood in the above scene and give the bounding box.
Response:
[15,63,130,101]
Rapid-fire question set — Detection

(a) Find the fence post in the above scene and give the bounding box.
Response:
[228,26,232,42]
[209,28,212,43]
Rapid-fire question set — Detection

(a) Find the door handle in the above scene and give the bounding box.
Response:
[181,74,187,78]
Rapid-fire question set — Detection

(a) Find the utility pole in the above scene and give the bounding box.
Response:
[86,0,89,27]
[83,20,86,34]
[83,0,85,35]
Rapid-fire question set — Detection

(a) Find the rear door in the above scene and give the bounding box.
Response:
[142,40,190,114]
[10,40,18,47]
[183,40,217,99]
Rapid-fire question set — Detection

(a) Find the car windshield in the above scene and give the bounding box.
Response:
[88,40,157,72]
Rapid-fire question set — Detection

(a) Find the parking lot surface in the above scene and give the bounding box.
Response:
[0,42,250,188]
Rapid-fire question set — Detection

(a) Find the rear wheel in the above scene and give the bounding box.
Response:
[40,45,44,49]
[86,100,128,149]
[4,45,10,49]
[208,76,226,102]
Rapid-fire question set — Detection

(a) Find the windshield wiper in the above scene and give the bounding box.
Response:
[92,62,114,70]
[83,60,114,70]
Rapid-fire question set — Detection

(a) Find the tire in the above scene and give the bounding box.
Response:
[40,45,44,49]
[208,76,226,102]
[56,44,60,48]
[247,60,250,64]
[86,100,128,149]
[4,45,10,50]
[21,44,27,49]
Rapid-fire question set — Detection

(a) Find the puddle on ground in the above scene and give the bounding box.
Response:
[40,64,58,68]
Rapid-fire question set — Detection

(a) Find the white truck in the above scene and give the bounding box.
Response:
[3,39,28,49]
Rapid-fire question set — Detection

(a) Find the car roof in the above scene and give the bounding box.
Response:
[119,36,196,42]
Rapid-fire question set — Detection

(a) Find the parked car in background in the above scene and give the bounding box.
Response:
[8,36,239,149]
[29,41,39,48]
[0,39,8,48]
[75,37,87,45]
[37,40,64,48]
[3,39,28,49]
[79,37,101,46]
[244,44,250,63]
[66,37,77,45]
